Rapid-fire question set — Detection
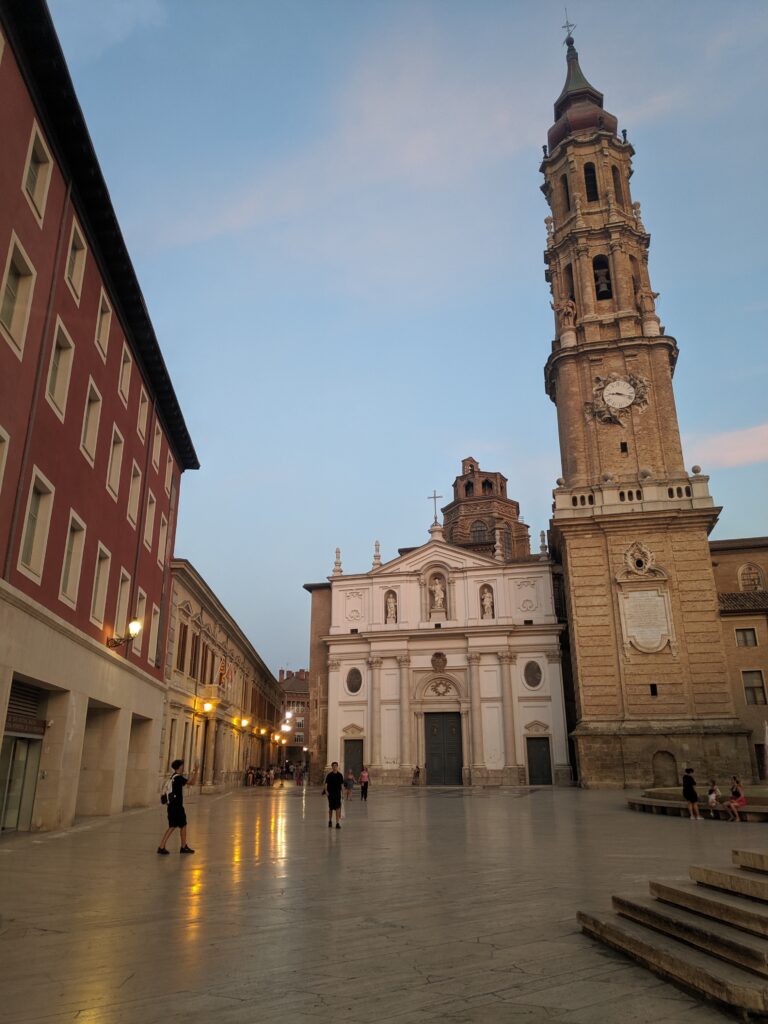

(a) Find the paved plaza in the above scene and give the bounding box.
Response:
[0,785,758,1024]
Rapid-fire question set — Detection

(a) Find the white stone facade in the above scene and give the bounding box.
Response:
[324,526,571,786]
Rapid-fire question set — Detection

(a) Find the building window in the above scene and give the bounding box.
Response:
[114,568,131,638]
[584,162,599,202]
[739,564,765,592]
[94,291,111,359]
[593,255,613,300]
[464,481,474,496]
[65,219,87,303]
[189,632,200,677]
[118,343,132,405]
[18,468,55,582]
[148,605,160,665]
[80,379,102,465]
[165,453,173,495]
[157,513,168,567]
[471,520,489,543]
[106,425,124,499]
[523,661,543,689]
[295,717,304,729]
[132,590,147,654]
[127,460,141,526]
[481,479,493,494]
[295,733,305,744]
[144,491,156,550]
[346,668,363,694]
[176,621,188,672]
[59,511,86,608]
[0,426,8,495]
[152,423,162,469]
[611,165,624,207]
[137,388,149,440]
[45,319,75,421]
[743,670,767,705]
[22,122,53,224]
[90,543,111,626]
[560,173,570,213]
[736,628,758,648]
[0,233,37,357]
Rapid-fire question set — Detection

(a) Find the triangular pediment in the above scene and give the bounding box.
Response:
[373,538,499,576]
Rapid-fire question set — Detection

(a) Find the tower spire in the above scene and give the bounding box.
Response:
[548,33,617,152]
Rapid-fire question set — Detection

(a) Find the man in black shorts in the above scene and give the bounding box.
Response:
[323,761,344,829]
[158,758,196,854]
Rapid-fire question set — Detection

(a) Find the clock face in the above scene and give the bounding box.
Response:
[603,379,636,410]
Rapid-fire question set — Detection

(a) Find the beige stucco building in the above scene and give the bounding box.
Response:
[162,560,281,791]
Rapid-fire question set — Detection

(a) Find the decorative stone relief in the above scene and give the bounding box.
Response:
[621,541,665,579]
[431,652,447,672]
[342,723,364,735]
[619,588,675,655]
[345,591,364,621]
[523,661,543,688]
[429,679,454,697]
[525,720,550,734]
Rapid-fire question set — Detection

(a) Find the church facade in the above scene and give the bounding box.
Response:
[305,460,571,787]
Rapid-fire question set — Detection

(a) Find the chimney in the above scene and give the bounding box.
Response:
[279,669,284,683]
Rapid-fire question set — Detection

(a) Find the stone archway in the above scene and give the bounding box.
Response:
[652,750,678,787]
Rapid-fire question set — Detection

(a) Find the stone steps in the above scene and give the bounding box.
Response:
[579,849,768,1017]
[627,796,768,822]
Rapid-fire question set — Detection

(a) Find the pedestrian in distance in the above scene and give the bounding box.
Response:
[725,775,747,822]
[359,766,370,801]
[157,759,196,854]
[682,767,701,820]
[322,761,344,828]
[344,769,355,801]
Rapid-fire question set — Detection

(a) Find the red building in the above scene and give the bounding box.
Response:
[279,669,310,768]
[0,1,198,832]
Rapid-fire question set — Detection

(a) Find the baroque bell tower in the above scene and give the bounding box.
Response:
[541,34,751,787]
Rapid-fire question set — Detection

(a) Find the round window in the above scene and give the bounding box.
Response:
[523,661,543,688]
[346,668,363,694]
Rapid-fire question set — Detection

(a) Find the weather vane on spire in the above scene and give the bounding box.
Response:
[427,490,443,525]
[562,8,576,43]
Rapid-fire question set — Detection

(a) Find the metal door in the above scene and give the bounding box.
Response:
[344,739,363,778]
[425,712,463,785]
[0,736,40,831]
[526,736,553,785]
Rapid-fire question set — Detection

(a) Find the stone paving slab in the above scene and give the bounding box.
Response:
[0,786,755,1023]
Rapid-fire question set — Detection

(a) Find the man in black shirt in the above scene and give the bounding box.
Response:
[158,758,197,854]
[323,761,344,829]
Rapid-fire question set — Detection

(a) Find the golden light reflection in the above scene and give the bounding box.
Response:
[268,804,287,860]
[186,867,203,925]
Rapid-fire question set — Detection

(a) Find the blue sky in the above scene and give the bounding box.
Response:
[48,0,768,672]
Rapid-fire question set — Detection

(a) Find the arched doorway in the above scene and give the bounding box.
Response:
[652,750,678,787]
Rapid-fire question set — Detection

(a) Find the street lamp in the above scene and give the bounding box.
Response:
[106,619,142,649]
[203,702,213,713]
[241,718,249,728]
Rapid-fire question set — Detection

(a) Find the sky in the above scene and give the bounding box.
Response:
[47,0,768,673]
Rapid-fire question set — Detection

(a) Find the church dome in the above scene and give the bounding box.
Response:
[547,36,618,152]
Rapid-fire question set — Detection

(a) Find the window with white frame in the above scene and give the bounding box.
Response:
[59,510,86,608]
[164,452,173,495]
[148,604,160,665]
[106,425,124,499]
[94,291,111,359]
[736,628,758,648]
[144,491,156,550]
[127,460,141,526]
[18,468,55,582]
[133,589,147,654]
[65,219,87,303]
[743,670,767,706]
[0,426,8,495]
[114,568,131,638]
[152,422,162,469]
[80,378,102,465]
[22,122,53,224]
[295,733,305,744]
[90,543,111,626]
[45,319,75,421]
[295,717,305,729]
[157,513,168,568]
[0,233,37,357]
[118,343,132,405]
[137,387,148,440]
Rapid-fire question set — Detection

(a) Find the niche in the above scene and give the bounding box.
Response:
[593,255,613,300]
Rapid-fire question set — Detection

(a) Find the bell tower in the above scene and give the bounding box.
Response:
[541,34,751,787]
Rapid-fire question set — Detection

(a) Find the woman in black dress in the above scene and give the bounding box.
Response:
[682,767,701,820]
[157,759,196,854]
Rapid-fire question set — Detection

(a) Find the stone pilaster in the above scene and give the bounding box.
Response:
[368,656,383,767]
[498,652,518,770]
[467,653,484,770]
[397,655,412,769]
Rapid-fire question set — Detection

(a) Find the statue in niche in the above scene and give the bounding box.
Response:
[385,591,397,624]
[429,575,446,610]
[480,586,495,620]
[552,296,576,329]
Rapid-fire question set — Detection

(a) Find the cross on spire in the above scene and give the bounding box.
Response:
[427,490,443,525]
[562,8,576,43]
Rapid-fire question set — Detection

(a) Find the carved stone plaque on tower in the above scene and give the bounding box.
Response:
[619,588,673,654]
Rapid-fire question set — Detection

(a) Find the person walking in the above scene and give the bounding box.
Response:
[322,761,344,828]
[344,769,355,801]
[157,759,196,854]
[682,767,701,820]
[725,776,747,822]
[359,766,370,801]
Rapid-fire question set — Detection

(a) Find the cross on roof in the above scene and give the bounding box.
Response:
[427,490,443,525]
[562,8,576,43]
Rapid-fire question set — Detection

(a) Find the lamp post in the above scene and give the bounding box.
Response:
[106,619,142,649]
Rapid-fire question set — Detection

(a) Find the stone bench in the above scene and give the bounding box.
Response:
[627,795,768,823]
